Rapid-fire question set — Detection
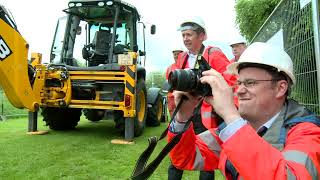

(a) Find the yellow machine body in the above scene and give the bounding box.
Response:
[0,19,38,112]
[31,53,138,118]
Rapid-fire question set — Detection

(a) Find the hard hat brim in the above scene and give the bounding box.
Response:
[178,25,198,32]
[226,61,296,85]
[230,42,247,47]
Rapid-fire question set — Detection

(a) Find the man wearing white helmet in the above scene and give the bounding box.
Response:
[167,16,237,180]
[166,47,183,80]
[168,42,320,179]
[229,36,247,63]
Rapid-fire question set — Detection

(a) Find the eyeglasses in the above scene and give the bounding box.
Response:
[235,79,281,88]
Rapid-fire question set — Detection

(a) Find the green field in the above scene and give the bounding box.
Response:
[0,117,224,179]
[0,90,28,118]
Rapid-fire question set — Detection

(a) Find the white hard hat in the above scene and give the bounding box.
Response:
[227,42,295,85]
[230,36,247,46]
[172,45,184,52]
[178,16,207,39]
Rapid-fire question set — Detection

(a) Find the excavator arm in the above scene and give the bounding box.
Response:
[0,5,38,112]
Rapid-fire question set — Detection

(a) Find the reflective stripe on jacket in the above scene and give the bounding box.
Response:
[168,99,320,179]
[201,102,220,129]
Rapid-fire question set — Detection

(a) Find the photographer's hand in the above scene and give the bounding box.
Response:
[173,91,202,123]
[200,69,240,124]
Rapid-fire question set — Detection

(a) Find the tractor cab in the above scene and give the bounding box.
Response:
[50,0,155,67]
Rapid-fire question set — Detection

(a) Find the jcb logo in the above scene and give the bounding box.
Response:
[0,35,12,61]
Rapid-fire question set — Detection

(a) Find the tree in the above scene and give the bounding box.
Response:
[235,0,281,41]
[146,71,166,89]
[236,0,319,113]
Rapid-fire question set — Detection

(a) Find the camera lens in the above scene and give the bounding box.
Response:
[168,69,198,91]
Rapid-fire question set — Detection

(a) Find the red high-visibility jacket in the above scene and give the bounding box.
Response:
[168,99,320,179]
[166,63,178,80]
[167,46,236,129]
[229,57,236,63]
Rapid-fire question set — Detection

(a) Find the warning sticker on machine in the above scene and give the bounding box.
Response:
[0,35,12,61]
[118,54,133,65]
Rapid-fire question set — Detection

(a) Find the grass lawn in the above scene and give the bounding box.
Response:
[0,116,224,179]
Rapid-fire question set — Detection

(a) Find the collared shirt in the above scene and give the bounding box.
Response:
[219,111,280,142]
[186,45,207,68]
[187,52,197,68]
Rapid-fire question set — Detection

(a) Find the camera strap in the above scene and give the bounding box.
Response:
[181,44,206,69]
[194,44,206,69]
[131,96,204,180]
[131,45,207,180]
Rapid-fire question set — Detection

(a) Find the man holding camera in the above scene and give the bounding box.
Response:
[167,16,236,180]
[168,42,320,179]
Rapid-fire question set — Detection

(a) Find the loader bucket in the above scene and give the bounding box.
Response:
[0,17,38,111]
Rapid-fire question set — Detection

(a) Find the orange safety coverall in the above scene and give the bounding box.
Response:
[168,99,320,179]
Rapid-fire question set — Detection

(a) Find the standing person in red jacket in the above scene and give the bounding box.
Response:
[166,47,183,118]
[166,47,183,80]
[229,37,246,104]
[168,42,320,179]
[167,16,236,180]
[229,36,247,63]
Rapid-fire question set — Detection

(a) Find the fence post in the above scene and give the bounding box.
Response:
[0,90,6,121]
[312,0,320,113]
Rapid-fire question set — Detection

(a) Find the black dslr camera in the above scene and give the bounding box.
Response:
[168,56,212,96]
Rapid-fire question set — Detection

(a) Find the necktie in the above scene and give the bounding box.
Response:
[225,126,268,179]
[257,126,268,137]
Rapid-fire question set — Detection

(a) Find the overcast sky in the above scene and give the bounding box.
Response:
[0,0,241,72]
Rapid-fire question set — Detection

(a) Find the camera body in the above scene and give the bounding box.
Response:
[168,56,212,96]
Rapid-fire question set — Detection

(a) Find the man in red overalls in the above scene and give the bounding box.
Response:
[169,42,320,180]
[167,16,236,180]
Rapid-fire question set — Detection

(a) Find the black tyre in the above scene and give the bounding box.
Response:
[114,79,147,139]
[146,95,162,126]
[83,109,104,122]
[132,80,147,136]
[42,107,82,130]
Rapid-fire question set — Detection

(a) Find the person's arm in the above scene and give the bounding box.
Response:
[168,123,222,171]
[167,91,221,171]
[206,47,229,74]
[168,67,241,170]
[205,48,237,86]
[223,122,320,179]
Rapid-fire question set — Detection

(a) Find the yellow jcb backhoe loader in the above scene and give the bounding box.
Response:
[0,0,166,141]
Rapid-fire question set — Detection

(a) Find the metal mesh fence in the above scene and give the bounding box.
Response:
[252,0,320,114]
[0,89,28,119]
